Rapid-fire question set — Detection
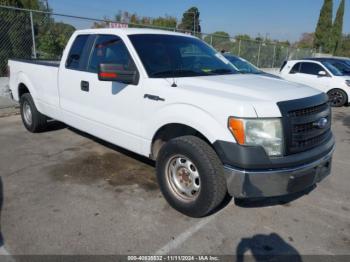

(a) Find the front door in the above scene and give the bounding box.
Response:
[59,34,143,153]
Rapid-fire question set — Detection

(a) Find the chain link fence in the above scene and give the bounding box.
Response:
[0,5,316,77]
[202,33,316,69]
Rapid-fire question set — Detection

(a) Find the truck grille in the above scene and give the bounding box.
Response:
[278,94,332,155]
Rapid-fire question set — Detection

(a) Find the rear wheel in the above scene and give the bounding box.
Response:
[156,136,227,217]
[20,93,47,132]
[327,89,348,107]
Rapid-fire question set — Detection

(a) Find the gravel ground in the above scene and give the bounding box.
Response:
[0,107,349,258]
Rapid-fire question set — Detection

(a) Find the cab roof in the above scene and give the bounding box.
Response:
[75,28,195,38]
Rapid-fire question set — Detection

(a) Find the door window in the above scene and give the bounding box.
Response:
[299,62,324,75]
[289,63,301,74]
[66,35,89,70]
[88,35,136,73]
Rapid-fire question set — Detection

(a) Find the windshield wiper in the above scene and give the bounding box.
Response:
[208,68,236,75]
[151,69,201,77]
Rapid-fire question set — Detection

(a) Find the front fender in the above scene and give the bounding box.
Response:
[142,103,235,156]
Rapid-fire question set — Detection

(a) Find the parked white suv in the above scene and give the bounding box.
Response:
[8,29,335,217]
[280,59,350,107]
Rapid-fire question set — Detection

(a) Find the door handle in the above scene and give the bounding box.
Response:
[81,81,89,92]
[144,94,165,101]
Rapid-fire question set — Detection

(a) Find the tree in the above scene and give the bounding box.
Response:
[0,0,32,75]
[296,33,315,48]
[338,34,350,57]
[37,22,75,58]
[178,7,201,34]
[203,31,231,51]
[113,10,176,29]
[152,16,177,28]
[332,0,345,54]
[314,0,333,53]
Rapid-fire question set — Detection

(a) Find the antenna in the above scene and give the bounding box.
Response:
[171,78,178,87]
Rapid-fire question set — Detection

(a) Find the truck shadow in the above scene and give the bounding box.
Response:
[235,233,302,262]
[68,126,155,167]
[65,127,234,214]
[234,186,315,208]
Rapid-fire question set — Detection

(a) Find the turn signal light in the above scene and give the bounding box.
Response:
[228,118,245,145]
[99,72,118,78]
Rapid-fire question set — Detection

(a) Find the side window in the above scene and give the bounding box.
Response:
[88,35,136,73]
[66,35,89,70]
[300,62,324,75]
[289,63,301,74]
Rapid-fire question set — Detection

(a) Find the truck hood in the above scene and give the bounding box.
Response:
[176,74,320,103]
[172,74,322,118]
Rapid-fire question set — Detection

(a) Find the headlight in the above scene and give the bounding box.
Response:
[345,80,350,87]
[228,117,284,156]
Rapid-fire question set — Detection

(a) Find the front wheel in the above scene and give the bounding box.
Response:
[327,89,348,107]
[156,136,227,217]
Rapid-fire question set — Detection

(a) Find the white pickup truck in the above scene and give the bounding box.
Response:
[8,29,335,217]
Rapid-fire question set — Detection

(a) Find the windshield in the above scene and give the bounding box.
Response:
[128,34,238,78]
[328,61,350,74]
[322,61,343,76]
[224,55,261,74]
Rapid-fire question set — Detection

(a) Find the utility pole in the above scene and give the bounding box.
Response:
[45,0,49,10]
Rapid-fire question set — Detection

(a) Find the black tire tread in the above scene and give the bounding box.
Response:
[20,93,47,133]
[327,88,348,107]
[156,135,227,217]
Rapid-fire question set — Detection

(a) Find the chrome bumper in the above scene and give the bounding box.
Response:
[224,147,335,198]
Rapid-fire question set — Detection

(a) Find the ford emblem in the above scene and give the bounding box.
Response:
[314,118,328,129]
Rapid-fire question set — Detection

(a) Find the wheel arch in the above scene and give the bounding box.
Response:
[15,72,37,101]
[327,88,349,106]
[150,123,214,160]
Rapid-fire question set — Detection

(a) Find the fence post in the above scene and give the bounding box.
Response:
[257,42,262,67]
[238,39,241,56]
[286,46,290,60]
[272,44,276,68]
[29,11,37,59]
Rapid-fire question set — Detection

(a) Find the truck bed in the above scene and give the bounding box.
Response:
[10,59,60,67]
[8,58,61,120]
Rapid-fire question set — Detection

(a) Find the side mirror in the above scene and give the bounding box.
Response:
[318,70,328,77]
[98,63,139,85]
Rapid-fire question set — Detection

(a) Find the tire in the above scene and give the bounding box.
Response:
[156,136,227,218]
[20,93,47,133]
[327,89,348,107]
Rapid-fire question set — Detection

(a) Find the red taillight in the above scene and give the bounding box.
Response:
[99,72,118,78]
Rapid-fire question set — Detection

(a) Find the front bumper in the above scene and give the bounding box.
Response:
[224,146,334,198]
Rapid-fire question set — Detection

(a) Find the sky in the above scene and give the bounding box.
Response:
[48,0,350,42]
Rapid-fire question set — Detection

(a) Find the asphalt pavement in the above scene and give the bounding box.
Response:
[0,108,349,257]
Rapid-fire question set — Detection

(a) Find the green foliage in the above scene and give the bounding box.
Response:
[338,34,350,57]
[37,22,75,59]
[110,10,177,30]
[235,35,251,41]
[152,16,177,28]
[296,33,315,48]
[203,31,231,51]
[314,0,333,53]
[0,0,23,7]
[0,0,32,75]
[178,7,201,34]
[332,0,345,55]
